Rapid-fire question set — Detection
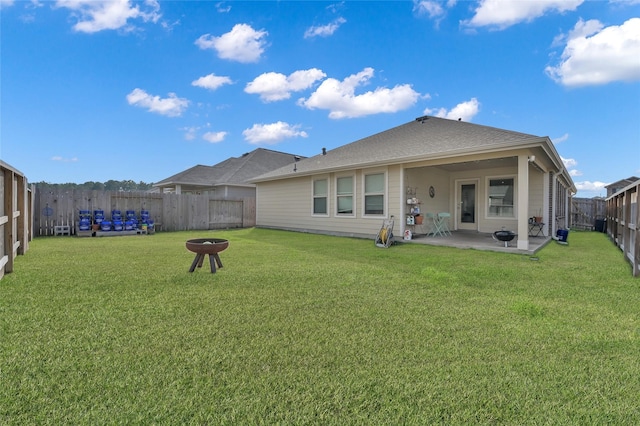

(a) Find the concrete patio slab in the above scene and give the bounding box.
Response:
[401,230,550,255]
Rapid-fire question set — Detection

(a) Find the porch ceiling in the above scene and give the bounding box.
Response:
[413,157,518,172]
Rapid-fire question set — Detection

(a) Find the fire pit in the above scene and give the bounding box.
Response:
[185,238,229,273]
[493,230,516,248]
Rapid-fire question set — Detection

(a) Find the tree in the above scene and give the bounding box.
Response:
[34,180,154,192]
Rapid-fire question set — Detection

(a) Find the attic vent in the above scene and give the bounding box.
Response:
[242,152,249,157]
[415,116,429,123]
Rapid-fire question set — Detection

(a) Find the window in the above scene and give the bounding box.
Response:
[336,176,354,215]
[364,173,384,215]
[313,179,328,215]
[488,178,514,217]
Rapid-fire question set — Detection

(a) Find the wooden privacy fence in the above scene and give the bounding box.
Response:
[571,197,606,230]
[606,179,639,277]
[34,189,256,236]
[1,161,34,280]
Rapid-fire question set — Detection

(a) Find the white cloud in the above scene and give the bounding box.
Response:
[0,0,15,9]
[304,17,346,38]
[245,69,326,102]
[195,23,267,63]
[561,156,583,177]
[203,131,227,143]
[242,121,308,145]
[413,0,448,19]
[183,127,198,141]
[574,180,608,192]
[413,1,458,28]
[160,19,180,32]
[546,18,640,86]
[55,0,161,33]
[562,156,578,169]
[52,155,79,162]
[552,133,569,144]
[610,0,640,4]
[126,88,189,117]
[298,67,420,119]
[192,73,233,91]
[464,0,583,30]
[424,98,480,122]
[215,2,231,13]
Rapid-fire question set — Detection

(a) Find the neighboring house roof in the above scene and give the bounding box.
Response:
[252,116,569,184]
[154,148,303,189]
[605,176,640,190]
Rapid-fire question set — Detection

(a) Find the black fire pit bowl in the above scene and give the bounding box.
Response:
[185,238,229,273]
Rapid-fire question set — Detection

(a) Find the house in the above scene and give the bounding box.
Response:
[251,116,576,251]
[153,148,303,198]
[605,176,639,197]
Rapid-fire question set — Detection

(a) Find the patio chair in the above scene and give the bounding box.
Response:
[424,212,437,236]
[433,212,452,237]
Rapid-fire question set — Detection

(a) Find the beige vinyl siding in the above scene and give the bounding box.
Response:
[404,161,549,234]
[221,185,256,199]
[256,166,402,238]
[387,164,403,222]
[256,178,310,230]
[454,166,518,232]
[256,157,555,238]
[405,167,451,215]
[527,171,545,219]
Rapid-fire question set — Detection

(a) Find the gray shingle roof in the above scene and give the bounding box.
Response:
[154,148,302,187]
[605,176,640,188]
[252,116,548,182]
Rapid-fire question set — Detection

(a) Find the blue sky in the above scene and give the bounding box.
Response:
[1,0,639,197]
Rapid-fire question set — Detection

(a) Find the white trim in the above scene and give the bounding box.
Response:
[486,175,517,219]
[311,175,330,217]
[335,173,356,217]
[361,169,388,218]
[400,167,406,235]
[455,178,480,231]
[542,172,550,236]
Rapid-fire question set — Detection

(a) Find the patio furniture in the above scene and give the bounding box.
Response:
[424,212,437,236]
[528,220,545,236]
[433,212,452,237]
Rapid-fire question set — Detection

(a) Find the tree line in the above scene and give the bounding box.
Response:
[35,180,154,192]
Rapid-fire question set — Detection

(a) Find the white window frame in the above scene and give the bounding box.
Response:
[335,174,355,217]
[486,175,517,218]
[311,176,329,216]
[362,171,386,217]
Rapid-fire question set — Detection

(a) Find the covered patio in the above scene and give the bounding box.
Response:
[252,116,576,248]
[401,229,551,255]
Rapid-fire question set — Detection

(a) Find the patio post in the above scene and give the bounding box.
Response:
[517,154,530,250]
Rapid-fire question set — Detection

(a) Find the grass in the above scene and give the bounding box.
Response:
[1,229,639,424]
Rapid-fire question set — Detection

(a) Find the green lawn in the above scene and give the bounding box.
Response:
[1,229,639,424]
